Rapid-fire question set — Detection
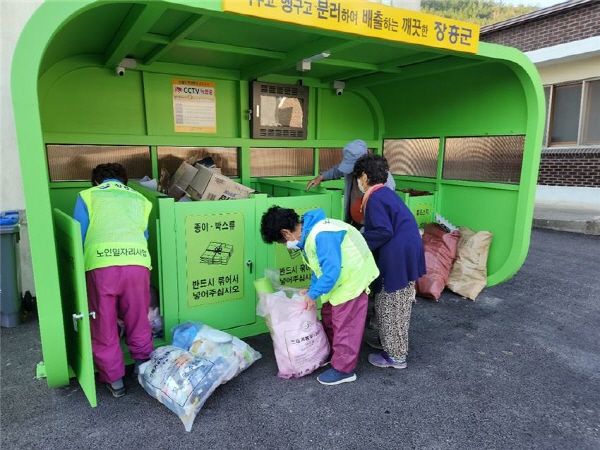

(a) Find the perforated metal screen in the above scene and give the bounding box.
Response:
[443,136,525,184]
[157,146,239,177]
[250,147,314,177]
[319,148,343,172]
[46,145,151,181]
[383,139,439,178]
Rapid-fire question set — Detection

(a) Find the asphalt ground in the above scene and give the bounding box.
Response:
[1,228,599,450]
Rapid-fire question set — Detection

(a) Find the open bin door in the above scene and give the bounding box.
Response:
[53,209,97,407]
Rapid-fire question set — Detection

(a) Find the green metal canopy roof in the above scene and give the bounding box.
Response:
[39,1,485,87]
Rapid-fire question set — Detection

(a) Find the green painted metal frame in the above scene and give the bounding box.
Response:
[11,0,544,395]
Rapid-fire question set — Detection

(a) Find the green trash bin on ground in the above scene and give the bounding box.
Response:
[0,211,21,328]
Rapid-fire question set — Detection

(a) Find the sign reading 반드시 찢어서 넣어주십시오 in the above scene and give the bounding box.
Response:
[222,0,479,54]
[186,213,244,307]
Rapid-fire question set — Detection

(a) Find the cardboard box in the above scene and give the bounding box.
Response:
[167,162,198,199]
[186,164,253,201]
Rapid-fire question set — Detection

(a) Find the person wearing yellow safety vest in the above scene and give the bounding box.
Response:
[260,206,379,385]
[73,163,153,398]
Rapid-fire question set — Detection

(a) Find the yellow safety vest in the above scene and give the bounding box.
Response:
[304,218,379,306]
[79,182,152,271]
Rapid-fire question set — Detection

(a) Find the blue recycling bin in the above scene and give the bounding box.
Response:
[0,211,21,327]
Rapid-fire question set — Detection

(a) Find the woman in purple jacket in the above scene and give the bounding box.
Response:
[353,154,426,369]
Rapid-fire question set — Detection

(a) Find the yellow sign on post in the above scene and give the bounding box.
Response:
[223,0,479,54]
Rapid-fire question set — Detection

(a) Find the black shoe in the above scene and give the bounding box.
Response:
[132,359,149,381]
[366,335,383,350]
[106,383,126,398]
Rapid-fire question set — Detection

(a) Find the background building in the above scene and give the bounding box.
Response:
[481,0,600,195]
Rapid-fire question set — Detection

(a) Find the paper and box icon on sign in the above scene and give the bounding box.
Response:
[200,242,234,265]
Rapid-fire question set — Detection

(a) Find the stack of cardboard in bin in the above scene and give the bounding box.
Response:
[167,160,253,201]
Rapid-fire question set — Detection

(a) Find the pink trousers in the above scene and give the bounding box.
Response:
[320,292,368,374]
[86,265,153,383]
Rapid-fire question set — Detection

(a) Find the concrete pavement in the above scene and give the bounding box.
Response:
[1,228,600,449]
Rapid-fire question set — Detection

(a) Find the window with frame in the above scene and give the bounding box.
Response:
[545,78,600,146]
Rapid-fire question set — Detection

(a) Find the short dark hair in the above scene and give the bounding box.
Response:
[91,163,128,185]
[260,206,300,244]
[352,154,389,185]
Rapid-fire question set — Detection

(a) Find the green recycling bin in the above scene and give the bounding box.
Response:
[0,211,21,328]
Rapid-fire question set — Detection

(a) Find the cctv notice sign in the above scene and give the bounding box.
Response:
[173,79,217,133]
[222,0,479,54]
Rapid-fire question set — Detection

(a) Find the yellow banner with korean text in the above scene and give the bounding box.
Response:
[222,0,479,54]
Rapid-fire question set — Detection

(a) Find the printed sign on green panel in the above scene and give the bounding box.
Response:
[273,207,312,289]
[274,245,312,288]
[185,213,244,307]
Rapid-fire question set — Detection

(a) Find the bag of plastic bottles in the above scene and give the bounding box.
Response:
[171,322,261,383]
[137,345,230,432]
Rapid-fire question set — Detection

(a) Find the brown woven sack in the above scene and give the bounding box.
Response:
[447,227,493,300]
[416,223,461,301]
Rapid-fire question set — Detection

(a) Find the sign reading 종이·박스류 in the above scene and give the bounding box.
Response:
[222,0,479,54]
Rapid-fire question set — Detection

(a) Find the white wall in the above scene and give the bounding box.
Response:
[1,0,44,295]
[537,56,600,85]
[528,37,600,85]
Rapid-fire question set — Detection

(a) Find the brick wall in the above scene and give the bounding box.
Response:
[481,2,600,52]
[537,148,600,187]
[481,2,600,189]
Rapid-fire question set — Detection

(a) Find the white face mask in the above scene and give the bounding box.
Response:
[286,240,301,250]
[357,178,367,194]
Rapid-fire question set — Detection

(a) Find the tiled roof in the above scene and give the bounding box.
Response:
[480,0,594,34]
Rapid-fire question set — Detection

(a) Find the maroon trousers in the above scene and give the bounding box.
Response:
[320,292,368,374]
[86,265,153,383]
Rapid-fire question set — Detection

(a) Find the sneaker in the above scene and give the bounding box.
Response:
[132,359,149,380]
[366,335,383,350]
[317,368,356,385]
[368,352,407,369]
[106,381,127,398]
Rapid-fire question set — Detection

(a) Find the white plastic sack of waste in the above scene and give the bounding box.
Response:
[137,345,230,432]
[171,322,261,383]
[257,290,330,379]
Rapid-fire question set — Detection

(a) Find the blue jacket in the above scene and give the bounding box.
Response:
[298,209,346,301]
[362,187,426,292]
